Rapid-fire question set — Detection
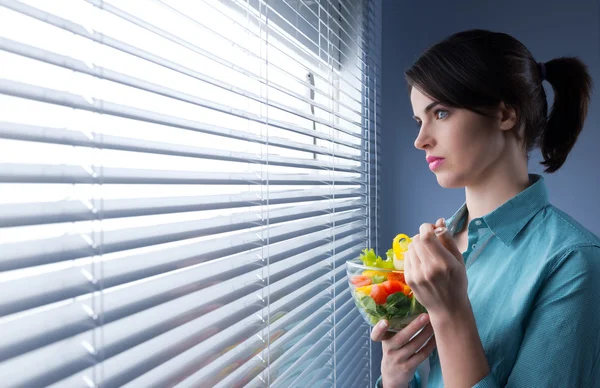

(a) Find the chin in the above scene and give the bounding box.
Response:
[434,170,467,189]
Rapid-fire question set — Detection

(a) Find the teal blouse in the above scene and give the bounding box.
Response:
[376,174,600,387]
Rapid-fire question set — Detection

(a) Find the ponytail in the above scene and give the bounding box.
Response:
[540,57,593,173]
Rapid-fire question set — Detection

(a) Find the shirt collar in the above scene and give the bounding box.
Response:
[446,174,550,246]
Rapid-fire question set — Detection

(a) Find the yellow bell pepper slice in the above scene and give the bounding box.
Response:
[355,284,373,295]
[361,270,388,278]
[392,233,412,260]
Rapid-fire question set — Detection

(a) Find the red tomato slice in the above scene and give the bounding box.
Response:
[370,284,389,305]
[350,275,372,287]
[380,280,411,296]
[387,272,406,284]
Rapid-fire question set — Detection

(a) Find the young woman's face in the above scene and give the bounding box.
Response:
[410,87,511,188]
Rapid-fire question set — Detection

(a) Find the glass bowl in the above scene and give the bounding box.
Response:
[346,258,427,332]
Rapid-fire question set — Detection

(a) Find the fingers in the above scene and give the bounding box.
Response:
[418,223,457,266]
[403,244,411,277]
[436,228,463,260]
[407,234,422,265]
[432,219,463,259]
[405,334,437,370]
[411,234,435,276]
[371,320,395,342]
[395,322,434,356]
[404,236,420,286]
[419,222,435,239]
[386,313,430,349]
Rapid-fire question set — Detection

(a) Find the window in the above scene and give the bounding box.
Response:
[0,0,381,386]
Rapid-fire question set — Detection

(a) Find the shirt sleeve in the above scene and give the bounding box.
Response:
[473,245,600,388]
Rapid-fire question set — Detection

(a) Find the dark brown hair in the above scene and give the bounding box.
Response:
[405,29,593,173]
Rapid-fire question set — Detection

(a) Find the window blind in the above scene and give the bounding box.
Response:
[0,0,382,387]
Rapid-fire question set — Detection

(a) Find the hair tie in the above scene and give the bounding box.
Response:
[539,62,546,81]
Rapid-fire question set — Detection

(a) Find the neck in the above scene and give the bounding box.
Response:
[464,155,530,223]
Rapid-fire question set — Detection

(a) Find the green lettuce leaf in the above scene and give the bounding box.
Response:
[359,295,378,317]
[384,292,411,318]
[359,248,395,269]
[372,274,386,284]
[358,248,378,266]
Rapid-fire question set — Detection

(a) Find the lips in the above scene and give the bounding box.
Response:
[426,156,443,163]
[426,156,445,171]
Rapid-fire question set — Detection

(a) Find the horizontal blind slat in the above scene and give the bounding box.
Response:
[0,183,364,228]
[1,0,366,133]
[0,223,365,318]
[0,30,363,130]
[91,0,366,114]
[122,289,341,388]
[0,78,363,151]
[290,0,368,62]
[210,307,333,387]
[234,0,366,93]
[0,35,364,141]
[0,0,377,386]
[0,9,363,126]
[288,351,335,388]
[337,341,370,384]
[224,0,366,106]
[0,162,364,186]
[42,254,352,388]
[0,244,358,387]
[169,0,364,118]
[0,205,365,272]
[268,297,356,388]
[120,264,347,388]
[335,313,369,353]
[338,359,370,388]
[0,121,363,180]
[0,270,324,387]
[201,289,351,388]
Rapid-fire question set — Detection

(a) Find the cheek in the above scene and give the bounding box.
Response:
[437,122,504,187]
[456,114,502,159]
[472,129,505,163]
[463,131,497,162]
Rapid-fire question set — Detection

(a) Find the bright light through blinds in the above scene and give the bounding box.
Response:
[0,0,378,386]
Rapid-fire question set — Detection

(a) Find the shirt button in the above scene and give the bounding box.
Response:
[475,220,482,226]
[472,244,476,249]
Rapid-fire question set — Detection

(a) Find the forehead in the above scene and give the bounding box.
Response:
[410,87,435,114]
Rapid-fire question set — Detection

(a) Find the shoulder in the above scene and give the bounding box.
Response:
[547,205,600,244]
[535,205,600,276]
[545,204,599,244]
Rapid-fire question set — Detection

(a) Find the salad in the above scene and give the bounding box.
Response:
[347,234,427,331]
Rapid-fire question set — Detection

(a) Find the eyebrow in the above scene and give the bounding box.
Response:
[412,101,440,120]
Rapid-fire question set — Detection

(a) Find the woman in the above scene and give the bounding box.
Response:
[372,29,598,388]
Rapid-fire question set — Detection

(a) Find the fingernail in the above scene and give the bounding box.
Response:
[434,227,447,236]
[441,218,446,227]
[378,320,388,330]
[420,314,428,323]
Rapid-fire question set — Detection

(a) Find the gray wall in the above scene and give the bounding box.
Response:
[373,0,599,384]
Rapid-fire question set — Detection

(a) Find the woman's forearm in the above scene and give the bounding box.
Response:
[429,302,490,388]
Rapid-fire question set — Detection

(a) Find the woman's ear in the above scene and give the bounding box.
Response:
[498,101,518,131]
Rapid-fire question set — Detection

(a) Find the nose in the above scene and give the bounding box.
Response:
[413,124,435,150]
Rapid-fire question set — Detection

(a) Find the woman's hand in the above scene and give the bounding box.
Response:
[404,219,469,319]
[371,314,437,388]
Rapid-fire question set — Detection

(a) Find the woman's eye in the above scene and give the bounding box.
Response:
[415,120,422,128]
[435,110,449,120]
